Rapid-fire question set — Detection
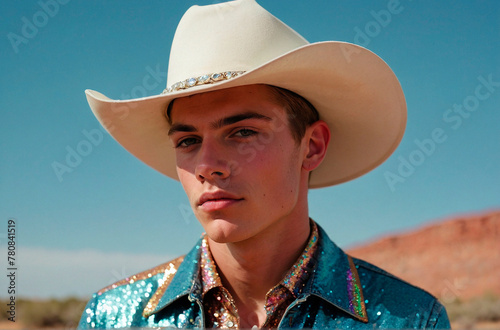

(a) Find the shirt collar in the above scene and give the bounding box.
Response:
[144,238,203,318]
[199,221,320,298]
[277,221,319,297]
[306,224,368,323]
[199,235,223,295]
[145,223,368,324]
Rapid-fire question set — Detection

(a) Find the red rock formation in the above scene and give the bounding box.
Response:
[347,210,500,303]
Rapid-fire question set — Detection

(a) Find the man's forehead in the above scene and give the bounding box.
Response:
[167,84,283,123]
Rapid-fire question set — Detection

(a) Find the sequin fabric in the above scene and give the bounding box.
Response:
[78,223,450,329]
[347,256,368,322]
[200,238,240,328]
[200,221,319,329]
[80,257,184,328]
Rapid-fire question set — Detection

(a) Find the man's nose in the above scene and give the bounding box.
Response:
[194,140,231,183]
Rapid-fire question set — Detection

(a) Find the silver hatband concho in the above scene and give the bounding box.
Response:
[162,71,246,94]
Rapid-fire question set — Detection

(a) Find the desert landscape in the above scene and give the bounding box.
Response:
[348,210,500,329]
[1,210,499,329]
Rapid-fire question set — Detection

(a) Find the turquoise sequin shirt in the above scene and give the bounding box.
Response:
[78,224,450,329]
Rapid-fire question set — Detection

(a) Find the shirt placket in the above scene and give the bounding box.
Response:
[200,220,319,329]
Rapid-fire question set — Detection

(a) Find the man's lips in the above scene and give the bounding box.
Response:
[197,191,243,211]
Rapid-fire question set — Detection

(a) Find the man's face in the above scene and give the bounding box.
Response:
[168,85,308,243]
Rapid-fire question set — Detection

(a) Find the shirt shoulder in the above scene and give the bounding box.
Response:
[350,256,450,329]
[98,255,184,295]
[78,256,184,329]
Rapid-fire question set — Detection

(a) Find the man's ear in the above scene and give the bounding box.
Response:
[302,120,330,172]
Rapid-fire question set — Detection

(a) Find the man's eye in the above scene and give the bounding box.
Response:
[176,137,199,148]
[234,129,257,137]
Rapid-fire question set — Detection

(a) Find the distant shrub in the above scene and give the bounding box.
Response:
[445,293,500,327]
[0,297,87,328]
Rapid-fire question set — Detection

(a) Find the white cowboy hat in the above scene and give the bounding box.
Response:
[85,0,406,188]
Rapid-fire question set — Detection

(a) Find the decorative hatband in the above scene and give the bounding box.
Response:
[162,71,246,94]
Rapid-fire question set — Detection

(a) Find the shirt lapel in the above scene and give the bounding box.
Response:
[307,224,368,323]
[144,237,204,318]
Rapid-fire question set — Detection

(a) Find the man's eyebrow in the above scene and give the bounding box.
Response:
[168,112,273,136]
[210,111,272,130]
[168,124,197,136]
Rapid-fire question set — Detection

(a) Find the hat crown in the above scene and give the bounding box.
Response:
[167,0,309,86]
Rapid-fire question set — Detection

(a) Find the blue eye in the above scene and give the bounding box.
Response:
[176,137,199,148]
[234,129,257,137]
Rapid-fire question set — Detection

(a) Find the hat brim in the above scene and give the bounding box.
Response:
[86,41,406,188]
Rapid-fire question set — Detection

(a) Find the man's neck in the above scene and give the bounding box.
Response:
[207,214,311,327]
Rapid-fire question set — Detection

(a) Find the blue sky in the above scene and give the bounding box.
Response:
[1,0,499,299]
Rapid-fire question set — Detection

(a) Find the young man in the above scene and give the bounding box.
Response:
[79,0,450,328]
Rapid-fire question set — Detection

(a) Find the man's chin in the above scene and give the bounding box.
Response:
[202,219,250,244]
